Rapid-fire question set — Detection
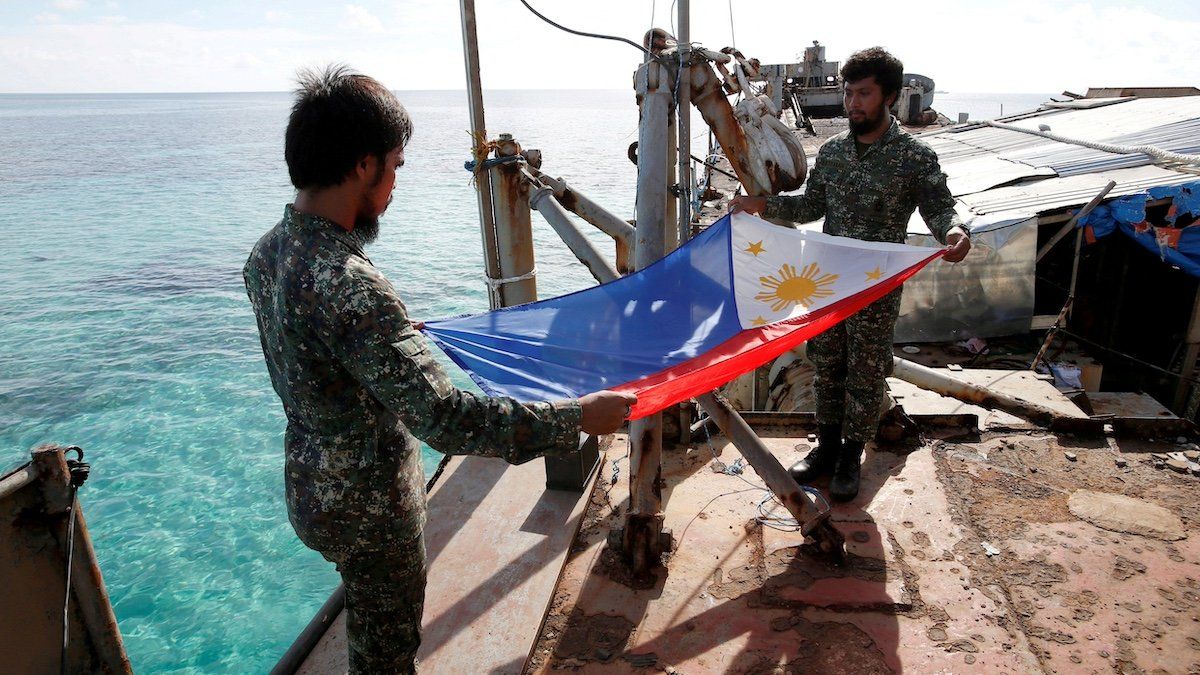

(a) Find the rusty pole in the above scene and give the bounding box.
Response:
[459,0,505,309]
[890,356,1100,433]
[676,0,693,244]
[695,394,845,563]
[489,134,537,305]
[620,58,673,576]
[665,94,679,253]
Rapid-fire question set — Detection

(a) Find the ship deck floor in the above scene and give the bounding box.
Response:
[529,388,1200,673]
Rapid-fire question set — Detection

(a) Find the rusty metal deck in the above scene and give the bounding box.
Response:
[529,422,1200,673]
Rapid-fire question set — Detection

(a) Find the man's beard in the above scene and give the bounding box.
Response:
[848,102,888,135]
[354,214,380,244]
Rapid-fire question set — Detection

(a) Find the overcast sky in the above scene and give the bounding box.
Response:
[1,0,1196,94]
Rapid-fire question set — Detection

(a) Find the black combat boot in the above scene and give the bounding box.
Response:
[830,440,864,502]
[788,423,842,484]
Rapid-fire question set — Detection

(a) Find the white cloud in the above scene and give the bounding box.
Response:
[1,1,1196,95]
[341,4,384,34]
[52,0,86,10]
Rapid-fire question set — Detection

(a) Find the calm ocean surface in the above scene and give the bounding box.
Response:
[0,89,1049,671]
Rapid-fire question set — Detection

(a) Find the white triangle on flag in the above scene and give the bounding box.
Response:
[730,212,935,329]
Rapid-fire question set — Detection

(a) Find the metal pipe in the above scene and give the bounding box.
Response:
[695,394,844,561]
[0,464,37,500]
[529,185,619,284]
[676,0,692,244]
[525,168,635,247]
[459,0,504,309]
[622,59,671,575]
[1035,180,1116,263]
[891,357,1066,427]
[489,134,537,306]
[665,101,679,253]
[695,395,821,527]
[635,61,670,268]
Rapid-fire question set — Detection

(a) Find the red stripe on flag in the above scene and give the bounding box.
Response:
[613,251,945,419]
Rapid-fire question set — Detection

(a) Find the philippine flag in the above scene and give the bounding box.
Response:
[423,212,943,419]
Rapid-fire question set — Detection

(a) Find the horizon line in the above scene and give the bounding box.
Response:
[0,88,1063,97]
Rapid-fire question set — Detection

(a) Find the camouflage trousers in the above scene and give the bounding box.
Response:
[328,533,428,674]
[808,288,902,443]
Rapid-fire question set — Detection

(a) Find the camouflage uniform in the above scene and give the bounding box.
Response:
[765,117,962,442]
[243,205,581,673]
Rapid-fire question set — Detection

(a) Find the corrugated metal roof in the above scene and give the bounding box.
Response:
[957,165,1191,215]
[919,95,1200,216]
[1007,117,1200,176]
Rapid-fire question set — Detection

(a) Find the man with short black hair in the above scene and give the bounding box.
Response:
[730,47,969,503]
[244,65,634,673]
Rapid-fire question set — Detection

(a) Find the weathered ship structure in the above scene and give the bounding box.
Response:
[280,4,1200,674]
[8,2,1200,673]
[756,41,938,128]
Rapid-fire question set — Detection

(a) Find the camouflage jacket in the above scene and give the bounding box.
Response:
[243,205,582,556]
[765,117,962,244]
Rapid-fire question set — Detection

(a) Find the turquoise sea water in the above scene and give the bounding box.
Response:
[0,89,639,672]
[0,88,1047,672]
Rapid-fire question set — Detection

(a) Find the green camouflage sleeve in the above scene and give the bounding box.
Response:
[320,259,582,464]
[763,152,828,224]
[915,148,963,244]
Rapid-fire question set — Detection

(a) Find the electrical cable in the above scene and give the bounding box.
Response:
[517,0,652,57]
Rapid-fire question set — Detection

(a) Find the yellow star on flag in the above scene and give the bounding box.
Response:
[745,240,766,256]
[865,266,883,280]
[751,316,768,326]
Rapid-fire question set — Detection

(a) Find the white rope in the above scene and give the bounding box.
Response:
[483,266,538,290]
[980,119,1200,167]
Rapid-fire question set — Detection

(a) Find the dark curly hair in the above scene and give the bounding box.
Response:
[285,64,413,190]
[840,47,904,102]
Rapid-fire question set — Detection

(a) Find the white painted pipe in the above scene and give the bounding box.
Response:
[530,186,619,284]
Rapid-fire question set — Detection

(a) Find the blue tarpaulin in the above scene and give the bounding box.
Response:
[1078,180,1200,276]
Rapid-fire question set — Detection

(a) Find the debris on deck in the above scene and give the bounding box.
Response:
[529,413,1200,673]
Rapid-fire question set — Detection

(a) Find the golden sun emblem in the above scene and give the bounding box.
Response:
[755,262,838,312]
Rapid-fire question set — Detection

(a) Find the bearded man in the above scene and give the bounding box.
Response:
[730,47,970,502]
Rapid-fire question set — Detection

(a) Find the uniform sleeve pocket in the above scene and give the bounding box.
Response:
[393,337,428,358]
[391,337,455,399]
